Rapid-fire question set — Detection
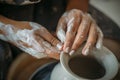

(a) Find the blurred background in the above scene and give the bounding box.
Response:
[90,0,120,28]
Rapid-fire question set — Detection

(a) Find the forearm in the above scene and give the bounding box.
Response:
[0,15,18,26]
[0,15,31,29]
[0,15,31,42]
[66,0,89,12]
[0,17,42,58]
[0,15,18,42]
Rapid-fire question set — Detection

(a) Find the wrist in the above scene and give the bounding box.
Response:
[0,15,31,29]
[66,0,89,12]
[0,15,17,25]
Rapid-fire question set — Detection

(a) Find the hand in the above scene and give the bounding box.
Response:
[0,21,62,59]
[56,9,103,55]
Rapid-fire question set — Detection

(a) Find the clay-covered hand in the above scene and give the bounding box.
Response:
[0,21,62,59]
[56,9,103,55]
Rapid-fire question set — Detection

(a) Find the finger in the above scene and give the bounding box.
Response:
[63,10,82,53]
[45,47,60,60]
[96,26,103,49]
[37,27,61,47]
[41,41,60,60]
[30,22,62,50]
[82,22,97,55]
[35,35,60,59]
[71,14,91,53]
[56,12,68,43]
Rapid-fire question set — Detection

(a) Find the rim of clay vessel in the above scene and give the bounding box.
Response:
[60,46,119,80]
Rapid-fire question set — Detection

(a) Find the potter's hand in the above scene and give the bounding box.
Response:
[0,20,62,59]
[56,9,103,55]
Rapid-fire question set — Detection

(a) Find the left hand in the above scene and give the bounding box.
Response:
[56,9,103,55]
[0,20,62,59]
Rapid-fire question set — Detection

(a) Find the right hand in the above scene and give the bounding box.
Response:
[0,21,62,59]
[56,9,103,55]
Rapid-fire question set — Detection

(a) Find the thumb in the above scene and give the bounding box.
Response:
[45,47,60,60]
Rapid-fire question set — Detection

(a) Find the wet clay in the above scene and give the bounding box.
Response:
[69,55,106,79]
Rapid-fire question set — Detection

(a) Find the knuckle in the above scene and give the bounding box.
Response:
[50,38,58,45]
[70,9,82,17]
[86,13,96,23]
[79,35,85,39]
[40,26,46,31]
[51,38,56,43]
[86,42,94,48]
[39,26,48,33]
[71,9,82,14]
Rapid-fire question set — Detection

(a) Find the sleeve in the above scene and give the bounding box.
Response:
[0,0,41,5]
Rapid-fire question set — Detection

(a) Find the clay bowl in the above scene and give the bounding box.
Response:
[103,38,120,79]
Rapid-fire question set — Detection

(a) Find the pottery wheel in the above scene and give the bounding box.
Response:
[7,53,58,80]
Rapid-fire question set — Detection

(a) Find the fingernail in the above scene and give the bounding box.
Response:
[96,43,101,49]
[96,41,102,49]
[56,43,63,50]
[83,48,89,56]
[65,47,70,53]
[69,50,75,56]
